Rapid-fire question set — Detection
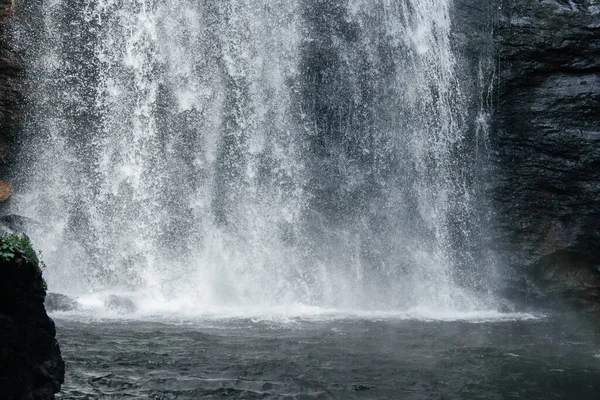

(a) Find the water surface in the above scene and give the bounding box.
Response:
[55,311,600,399]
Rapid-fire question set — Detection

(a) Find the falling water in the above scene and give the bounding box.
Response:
[13,0,499,315]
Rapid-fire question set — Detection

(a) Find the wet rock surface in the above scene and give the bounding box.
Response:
[0,254,65,399]
[45,293,79,313]
[0,214,38,234]
[0,0,22,204]
[104,295,137,314]
[0,4,61,396]
[491,0,600,302]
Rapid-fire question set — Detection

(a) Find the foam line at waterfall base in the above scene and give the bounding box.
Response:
[47,291,542,323]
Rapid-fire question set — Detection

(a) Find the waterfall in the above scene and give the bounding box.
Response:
[13,0,498,313]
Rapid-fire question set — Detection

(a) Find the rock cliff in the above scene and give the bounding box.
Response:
[0,0,22,212]
[493,0,600,303]
[0,235,64,400]
[0,4,62,398]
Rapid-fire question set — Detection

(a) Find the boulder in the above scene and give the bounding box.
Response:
[104,294,137,314]
[0,214,37,234]
[45,293,79,313]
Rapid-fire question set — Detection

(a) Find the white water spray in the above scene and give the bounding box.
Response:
[15,0,499,316]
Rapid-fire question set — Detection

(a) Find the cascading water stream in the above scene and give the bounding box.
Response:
[13,0,500,316]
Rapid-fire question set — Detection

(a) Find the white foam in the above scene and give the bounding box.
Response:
[51,291,542,324]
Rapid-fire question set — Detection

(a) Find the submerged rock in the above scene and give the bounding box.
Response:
[104,294,137,314]
[45,292,79,313]
[0,235,65,399]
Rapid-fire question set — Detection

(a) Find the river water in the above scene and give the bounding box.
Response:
[53,310,600,399]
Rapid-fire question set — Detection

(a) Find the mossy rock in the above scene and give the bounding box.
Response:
[0,234,64,399]
[0,233,47,289]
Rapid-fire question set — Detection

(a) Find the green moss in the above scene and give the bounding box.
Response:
[0,233,38,264]
[0,233,47,289]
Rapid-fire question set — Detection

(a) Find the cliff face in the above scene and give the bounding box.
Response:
[493,0,600,301]
[0,5,63,399]
[0,0,22,213]
[0,240,65,400]
[0,0,22,156]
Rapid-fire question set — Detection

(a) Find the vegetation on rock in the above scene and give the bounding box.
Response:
[0,233,47,289]
[0,233,64,399]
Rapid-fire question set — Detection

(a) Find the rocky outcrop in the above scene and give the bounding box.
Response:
[0,7,59,397]
[0,0,23,213]
[0,236,64,400]
[492,0,600,302]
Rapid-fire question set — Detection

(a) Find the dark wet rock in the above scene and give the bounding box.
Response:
[45,293,79,313]
[500,276,547,310]
[104,294,137,314]
[531,249,600,310]
[451,0,600,308]
[0,246,65,399]
[489,0,600,302]
[496,302,514,314]
[0,214,37,234]
[0,0,23,184]
[536,251,600,292]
